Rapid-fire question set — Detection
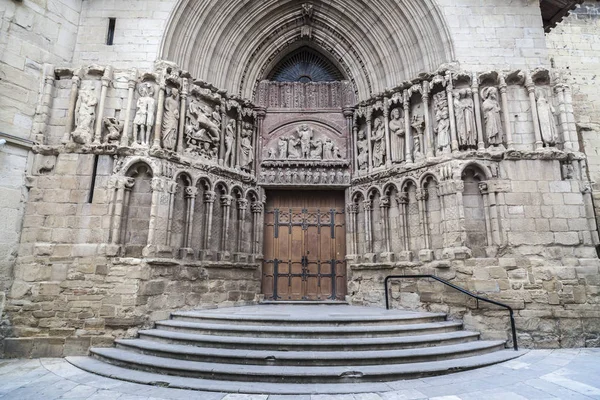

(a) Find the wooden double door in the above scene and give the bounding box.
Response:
[262,191,347,301]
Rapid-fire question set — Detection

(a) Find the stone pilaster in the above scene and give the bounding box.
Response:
[93,66,113,144]
[121,74,137,147]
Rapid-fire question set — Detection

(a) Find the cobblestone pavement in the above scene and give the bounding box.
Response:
[0,349,599,399]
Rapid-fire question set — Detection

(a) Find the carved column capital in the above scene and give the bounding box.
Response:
[124,177,136,190]
[379,196,391,208]
[184,186,198,198]
[499,74,508,93]
[403,89,410,108]
[237,199,249,211]
[220,195,233,207]
[397,192,409,205]
[472,72,480,89]
[455,180,465,193]
[346,203,359,214]
[416,189,429,201]
[362,199,372,212]
[255,106,266,119]
[478,181,489,195]
[251,202,264,213]
[204,191,216,203]
[524,72,535,93]
[445,71,454,90]
[127,79,137,90]
[167,181,178,194]
[342,106,355,118]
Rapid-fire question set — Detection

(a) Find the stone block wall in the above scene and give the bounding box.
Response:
[546,2,600,234]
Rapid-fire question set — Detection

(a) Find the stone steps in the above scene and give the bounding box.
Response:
[155,319,463,338]
[70,304,525,392]
[114,338,506,366]
[137,328,482,351]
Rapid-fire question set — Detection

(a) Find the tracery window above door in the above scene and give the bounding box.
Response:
[267,47,345,83]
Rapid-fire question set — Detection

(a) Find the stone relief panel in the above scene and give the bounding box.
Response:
[256,81,355,109]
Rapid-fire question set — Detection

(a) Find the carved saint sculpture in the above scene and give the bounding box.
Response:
[278,136,288,159]
[536,89,558,147]
[103,117,122,144]
[310,139,323,159]
[323,138,334,160]
[454,89,477,148]
[356,128,369,170]
[411,114,425,161]
[288,135,301,159]
[239,122,254,171]
[133,83,156,147]
[297,124,313,158]
[224,119,236,166]
[481,87,504,146]
[161,87,179,151]
[433,92,450,154]
[72,85,98,144]
[371,116,386,167]
[389,107,405,162]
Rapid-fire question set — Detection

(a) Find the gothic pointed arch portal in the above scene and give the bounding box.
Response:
[160,0,455,100]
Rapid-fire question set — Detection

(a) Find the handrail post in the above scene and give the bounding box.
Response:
[384,274,519,351]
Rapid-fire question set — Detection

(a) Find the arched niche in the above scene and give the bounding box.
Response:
[170,173,193,252]
[462,165,488,257]
[122,163,153,257]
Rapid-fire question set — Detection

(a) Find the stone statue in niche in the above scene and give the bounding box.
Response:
[239,122,254,171]
[72,85,98,144]
[224,119,236,166]
[103,117,122,144]
[411,114,425,161]
[481,87,504,146]
[389,107,405,162]
[536,89,558,147]
[371,116,386,167]
[356,128,369,170]
[161,87,180,151]
[133,82,156,147]
[297,124,313,158]
[433,91,450,154]
[454,89,477,149]
[211,105,222,127]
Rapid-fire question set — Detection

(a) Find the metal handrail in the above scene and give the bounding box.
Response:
[384,274,518,351]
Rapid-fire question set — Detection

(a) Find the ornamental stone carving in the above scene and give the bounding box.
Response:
[481,87,504,146]
[103,117,122,144]
[433,91,451,154]
[161,87,180,151]
[133,82,156,147]
[389,107,405,162]
[266,123,344,162]
[184,93,221,160]
[239,122,254,172]
[371,116,386,167]
[536,89,558,147]
[224,119,236,167]
[357,128,369,170]
[454,89,477,149]
[72,85,98,144]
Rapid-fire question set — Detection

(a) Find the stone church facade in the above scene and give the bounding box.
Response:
[1,0,600,357]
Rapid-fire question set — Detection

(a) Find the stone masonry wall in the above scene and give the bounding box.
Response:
[547,2,600,223]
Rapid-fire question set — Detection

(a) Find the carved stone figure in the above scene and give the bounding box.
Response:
[161,87,180,151]
[411,114,425,161]
[356,128,369,170]
[481,87,504,146]
[536,89,558,147]
[288,136,301,159]
[224,119,236,166]
[103,117,122,144]
[323,139,334,160]
[310,139,323,159]
[454,89,477,148]
[133,83,156,147]
[389,107,405,162]
[278,136,288,159]
[239,122,254,171]
[333,146,342,159]
[371,116,386,167]
[297,124,313,158]
[198,104,221,144]
[434,92,451,154]
[184,95,220,159]
[72,85,98,144]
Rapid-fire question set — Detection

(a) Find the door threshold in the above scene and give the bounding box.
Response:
[260,300,349,305]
